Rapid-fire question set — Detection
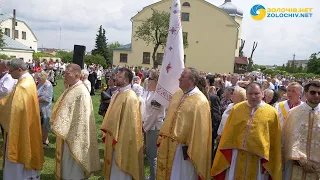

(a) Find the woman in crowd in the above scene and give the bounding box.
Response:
[36,70,53,148]
[264,89,279,107]
[132,83,145,118]
[215,78,225,100]
[216,87,247,143]
[33,61,42,73]
[142,70,165,180]
[98,73,118,117]
[81,69,91,93]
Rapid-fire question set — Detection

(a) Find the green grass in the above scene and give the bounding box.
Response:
[0,79,150,179]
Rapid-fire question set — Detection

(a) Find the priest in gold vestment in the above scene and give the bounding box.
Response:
[101,67,143,180]
[283,81,320,180]
[0,59,44,180]
[50,64,101,179]
[156,68,212,180]
[212,82,282,180]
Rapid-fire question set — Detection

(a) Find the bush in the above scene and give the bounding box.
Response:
[33,52,54,59]
[56,51,73,63]
[85,54,107,68]
[0,54,11,59]
[263,69,319,79]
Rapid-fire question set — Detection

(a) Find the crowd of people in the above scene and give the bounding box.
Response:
[0,58,319,180]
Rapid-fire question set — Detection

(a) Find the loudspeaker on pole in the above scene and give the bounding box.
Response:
[73,45,86,69]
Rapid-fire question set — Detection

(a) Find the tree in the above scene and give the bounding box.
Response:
[0,54,10,59]
[134,9,189,68]
[108,41,121,65]
[0,27,5,48]
[85,54,107,68]
[252,64,266,71]
[56,51,73,63]
[92,25,111,65]
[307,52,320,74]
[33,52,54,59]
[296,65,303,73]
[239,39,245,57]
[247,42,258,72]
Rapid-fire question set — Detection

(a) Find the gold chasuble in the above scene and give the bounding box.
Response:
[156,89,212,180]
[101,89,143,180]
[0,75,44,170]
[50,83,101,179]
[283,103,320,179]
[212,101,282,180]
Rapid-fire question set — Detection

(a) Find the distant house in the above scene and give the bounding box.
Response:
[0,35,34,61]
[234,57,248,73]
[0,12,37,62]
[0,13,38,52]
[287,60,309,68]
[42,49,57,56]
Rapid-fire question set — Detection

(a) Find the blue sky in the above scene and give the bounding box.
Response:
[1,0,319,65]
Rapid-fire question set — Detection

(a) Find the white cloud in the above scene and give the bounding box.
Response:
[1,0,319,66]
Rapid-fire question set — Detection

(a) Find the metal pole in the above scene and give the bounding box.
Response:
[59,27,61,50]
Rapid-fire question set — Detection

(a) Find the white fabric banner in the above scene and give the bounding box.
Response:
[154,0,185,108]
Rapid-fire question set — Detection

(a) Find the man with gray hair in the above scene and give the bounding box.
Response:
[0,59,44,180]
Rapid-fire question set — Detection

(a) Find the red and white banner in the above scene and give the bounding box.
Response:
[154,0,185,108]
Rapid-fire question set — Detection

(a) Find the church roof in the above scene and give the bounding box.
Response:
[235,57,248,65]
[112,44,132,51]
[2,35,34,51]
[219,0,243,17]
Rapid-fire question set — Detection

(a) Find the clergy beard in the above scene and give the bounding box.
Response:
[307,100,319,108]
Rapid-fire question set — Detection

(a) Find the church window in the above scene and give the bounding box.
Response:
[181,13,190,21]
[120,53,128,63]
[5,28,10,37]
[22,31,27,40]
[15,30,19,39]
[157,53,164,65]
[142,52,151,64]
[182,2,191,7]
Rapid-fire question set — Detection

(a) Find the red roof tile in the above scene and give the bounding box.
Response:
[235,57,248,65]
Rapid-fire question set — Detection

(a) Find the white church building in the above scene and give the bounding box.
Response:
[0,11,37,61]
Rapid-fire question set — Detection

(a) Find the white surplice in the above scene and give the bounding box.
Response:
[3,73,39,180]
[62,142,86,180]
[3,137,40,180]
[275,100,303,128]
[224,102,270,180]
[109,84,132,180]
[169,87,200,180]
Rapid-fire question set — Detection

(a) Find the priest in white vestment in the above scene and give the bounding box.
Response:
[275,82,303,127]
[50,64,101,179]
[283,81,320,180]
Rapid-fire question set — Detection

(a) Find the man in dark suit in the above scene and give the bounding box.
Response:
[206,75,222,163]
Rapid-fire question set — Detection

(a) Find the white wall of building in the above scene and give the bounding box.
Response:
[1,19,38,52]
[0,49,33,62]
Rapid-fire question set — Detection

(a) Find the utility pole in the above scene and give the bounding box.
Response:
[59,27,61,51]
[292,53,296,73]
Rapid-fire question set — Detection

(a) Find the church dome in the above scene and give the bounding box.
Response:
[219,0,243,16]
